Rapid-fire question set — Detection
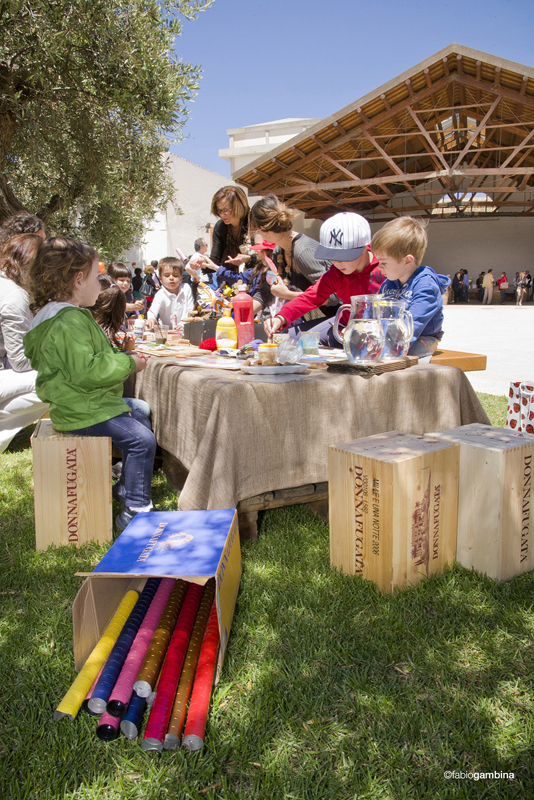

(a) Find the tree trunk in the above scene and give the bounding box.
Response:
[0,172,26,223]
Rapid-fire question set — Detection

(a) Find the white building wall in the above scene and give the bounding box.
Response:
[121,155,236,267]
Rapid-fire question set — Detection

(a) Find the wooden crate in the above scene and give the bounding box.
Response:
[31,419,112,551]
[427,423,534,580]
[329,431,459,593]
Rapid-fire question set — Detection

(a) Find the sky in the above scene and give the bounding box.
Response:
[170,0,534,178]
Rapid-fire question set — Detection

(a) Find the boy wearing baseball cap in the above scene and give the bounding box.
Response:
[265,212,382,342]
[371,216,450,360]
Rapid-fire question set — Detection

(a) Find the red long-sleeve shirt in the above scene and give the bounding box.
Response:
[279,253,383,327]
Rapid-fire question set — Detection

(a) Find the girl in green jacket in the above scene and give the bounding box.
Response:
[24,237,156,533]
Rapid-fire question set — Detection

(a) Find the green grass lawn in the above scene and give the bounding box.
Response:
[1,393,532,800]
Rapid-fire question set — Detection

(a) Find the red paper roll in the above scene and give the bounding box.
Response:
[181,601,220,752]
[141,582,204,751]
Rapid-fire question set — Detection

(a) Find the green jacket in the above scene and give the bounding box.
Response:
[24,305,136,431]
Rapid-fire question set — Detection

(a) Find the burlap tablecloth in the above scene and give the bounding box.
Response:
[138,361,490,511]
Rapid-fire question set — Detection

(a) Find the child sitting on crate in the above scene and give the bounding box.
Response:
[147,256,194,329]
[371,216,450,361]
[24,237,156,532]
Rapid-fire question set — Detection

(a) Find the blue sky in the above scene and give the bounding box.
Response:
[171,0,534,177]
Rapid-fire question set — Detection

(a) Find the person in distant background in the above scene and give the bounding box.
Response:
[497,272,509,304]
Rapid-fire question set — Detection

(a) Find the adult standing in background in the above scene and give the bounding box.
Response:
[482,269,494,304]
[476,272,485,302]
[497,272,509,304]
[201,186,255,281]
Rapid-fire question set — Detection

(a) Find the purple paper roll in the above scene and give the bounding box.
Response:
[107,578,176,717]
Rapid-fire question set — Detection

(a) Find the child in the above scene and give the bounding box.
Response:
[147,256,193,328]
[371,216,450,360]
[24,237,156,532]
[90,274,151,420]
[107,261,144,315]
[265,212,383,345]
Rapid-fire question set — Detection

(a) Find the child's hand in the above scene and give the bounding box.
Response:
[122,333,136,352]
[145,318,155,331]
[131,353,147,372]
[133,299,144,311]
[265,315,283,337]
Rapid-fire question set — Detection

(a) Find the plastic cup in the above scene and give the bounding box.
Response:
[300,332,320,355]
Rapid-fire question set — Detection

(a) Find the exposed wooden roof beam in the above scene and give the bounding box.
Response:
[248,75,453,191]
[273,167,534,195]
[501,128,534,168]
[407,107,450,170]
[451,95,501,170]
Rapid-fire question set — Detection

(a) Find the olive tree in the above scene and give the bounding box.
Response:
[0,0,211,256]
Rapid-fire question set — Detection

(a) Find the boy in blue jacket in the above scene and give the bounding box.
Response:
[371,217,450,361]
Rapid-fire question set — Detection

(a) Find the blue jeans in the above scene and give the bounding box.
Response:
[67,410,156,510]
[123,397,151,420]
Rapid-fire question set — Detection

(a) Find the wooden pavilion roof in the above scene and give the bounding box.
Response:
[234,44,534,220]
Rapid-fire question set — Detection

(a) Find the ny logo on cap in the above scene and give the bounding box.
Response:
[329,228,343,247]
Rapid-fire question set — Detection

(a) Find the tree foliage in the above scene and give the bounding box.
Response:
[0,0,211,256]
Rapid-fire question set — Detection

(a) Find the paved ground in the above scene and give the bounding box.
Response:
[439,301,534,396]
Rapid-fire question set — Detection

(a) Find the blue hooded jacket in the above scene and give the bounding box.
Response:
[379,266,450,342]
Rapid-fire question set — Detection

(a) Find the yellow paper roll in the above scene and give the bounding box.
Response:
[54,589,139,721]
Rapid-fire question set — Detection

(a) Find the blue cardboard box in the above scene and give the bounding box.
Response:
[72,509,241,680]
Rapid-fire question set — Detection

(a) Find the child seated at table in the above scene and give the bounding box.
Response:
[147,256,194,329]
[24,237,155,532]
[371,216,450,361]
[264,212,383,345]
[108,261,144,315]
[90,274,151,421]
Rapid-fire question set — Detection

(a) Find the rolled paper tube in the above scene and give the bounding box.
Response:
[54,589,139,721]
[88,578,161,714]
[164,582,215,749]
[120,692,147,739]
[107,578,176,717]
[142,582,204,752]
[182,601,220,752]
[134,579,188,698]
[96,711,121,742]
[82,665,105,715]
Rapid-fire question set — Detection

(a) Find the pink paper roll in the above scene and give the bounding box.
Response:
[107,578,176,717]
[141,582,204,751]
[96,711,121,742]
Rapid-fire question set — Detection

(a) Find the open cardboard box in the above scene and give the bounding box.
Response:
[72,509,241,681]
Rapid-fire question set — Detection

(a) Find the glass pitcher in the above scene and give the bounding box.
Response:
[332,295,385,364]
[377,298,414,360]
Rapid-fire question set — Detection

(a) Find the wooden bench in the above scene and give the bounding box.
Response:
[430,349,487,372]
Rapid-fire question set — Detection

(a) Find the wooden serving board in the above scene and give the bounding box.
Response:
[326,355,418,375]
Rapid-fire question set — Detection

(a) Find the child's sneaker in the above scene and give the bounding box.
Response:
[115,508,138,532]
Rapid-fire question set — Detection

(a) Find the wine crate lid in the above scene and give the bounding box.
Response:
[429,423,534,451]
[331,431,456,462]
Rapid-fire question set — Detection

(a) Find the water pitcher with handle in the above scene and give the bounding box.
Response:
[377,298,414,360]
[332,295,384,363]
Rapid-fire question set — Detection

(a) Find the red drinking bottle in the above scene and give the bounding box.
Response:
[232,285,254,348]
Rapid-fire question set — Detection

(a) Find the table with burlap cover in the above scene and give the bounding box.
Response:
[137,361,490,511]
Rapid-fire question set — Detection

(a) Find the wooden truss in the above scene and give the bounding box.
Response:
[234,45,534,220]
